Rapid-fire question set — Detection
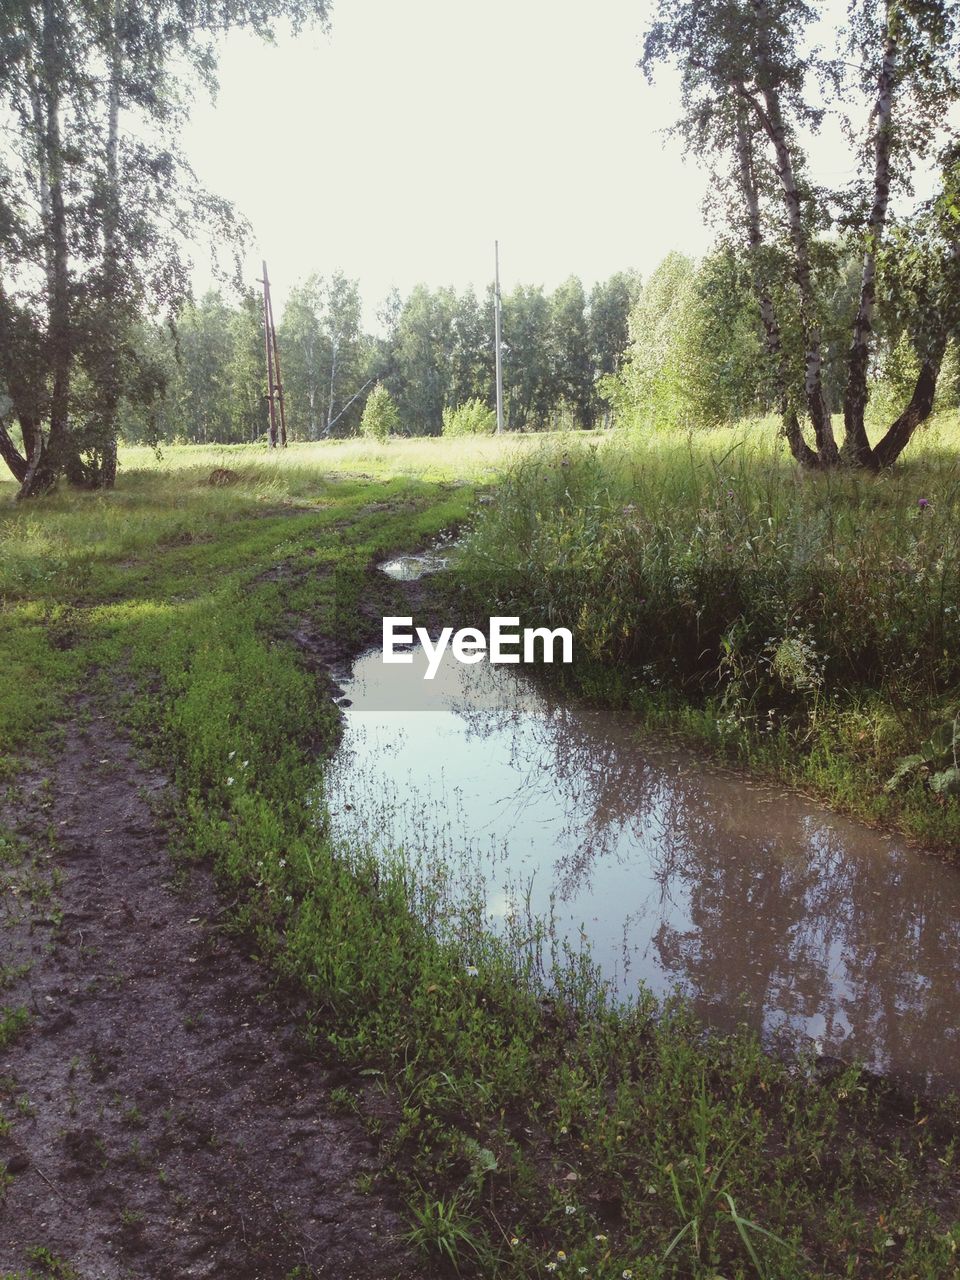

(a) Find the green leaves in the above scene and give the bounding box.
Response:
[885,714,960,793]
[359,382,400,442]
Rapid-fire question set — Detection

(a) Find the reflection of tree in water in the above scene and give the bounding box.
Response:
[446,663,960,1091]
[447,668,695,886]
[634,800,960,1089]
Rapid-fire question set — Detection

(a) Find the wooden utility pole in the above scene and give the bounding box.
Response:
[494,240,504,434]
[260,261,287,448]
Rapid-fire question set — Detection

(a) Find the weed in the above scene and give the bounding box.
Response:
[403,1189,488,1271]
[0,1008,29,1051]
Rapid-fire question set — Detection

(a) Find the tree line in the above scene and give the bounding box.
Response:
[116,270,642,444]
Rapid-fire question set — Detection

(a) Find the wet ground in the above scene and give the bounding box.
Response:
[0,705,416,1279]
[327,639,960,1096]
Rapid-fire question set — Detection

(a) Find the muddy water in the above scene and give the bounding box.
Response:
[326,643,960,1095]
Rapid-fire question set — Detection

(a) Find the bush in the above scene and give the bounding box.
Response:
[441,398,497,437]
[359,383,400,441]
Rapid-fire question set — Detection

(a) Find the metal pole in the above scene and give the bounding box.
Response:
[262,260,278,448]
[494,240,504,434]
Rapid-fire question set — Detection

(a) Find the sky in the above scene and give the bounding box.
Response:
[182,0,715,322]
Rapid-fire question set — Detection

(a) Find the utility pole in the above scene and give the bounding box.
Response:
[260,260,287,448]
[494,240,504,434]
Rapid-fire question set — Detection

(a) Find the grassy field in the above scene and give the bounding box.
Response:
[1,429,959,1278]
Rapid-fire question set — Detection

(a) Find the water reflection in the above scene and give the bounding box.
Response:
[325,646,960,1094]
[379,552,450,580]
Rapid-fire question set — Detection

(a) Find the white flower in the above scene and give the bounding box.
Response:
[242,759,249,768]
[594,1234,607,1243]
[622,1271,633,1279]
[228,751,236,760]
[226,777,235,786]
[545,1265,557,1273]
[278,858,287,868]
[564,1204,576,1215]
[465,964,479,977]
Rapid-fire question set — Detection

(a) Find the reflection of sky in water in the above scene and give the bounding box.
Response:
[326,645,960,1094]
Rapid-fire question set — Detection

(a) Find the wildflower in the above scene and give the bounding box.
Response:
[509,1236,519,1247]
[242,759,249,768]
[578,1270,588,1277]
[918,497,930,509]
[465,964,479,977]
[565,1204,576,1215]
[228,750,236,760]
[594,1234,607,1243]
[226,777,235,786]
[545,1265,557,1273]
[556,1251,567,1262]
[278,858,287,868]
[622,1271,634,1279]
[559,1125,568,1134]
[284,895,293,903]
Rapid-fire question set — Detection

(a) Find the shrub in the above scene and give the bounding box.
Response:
[441,398,497,437]
[359,383,400,441]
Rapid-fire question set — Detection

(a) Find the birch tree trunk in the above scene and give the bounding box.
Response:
[746,0,839,465]
[19,0,71,498]
[842,24,897,466]
[97,0,123,489]
[734,108,819,468]
[872,339,947,468]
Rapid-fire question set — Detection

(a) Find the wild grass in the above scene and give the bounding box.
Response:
[458,414,960,846]
[0,430,958,1276]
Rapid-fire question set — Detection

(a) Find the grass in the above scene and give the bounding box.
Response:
[0,429,958,1276]
[457,414,960,847]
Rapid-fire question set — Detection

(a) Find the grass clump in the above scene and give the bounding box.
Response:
[442,398,497,436]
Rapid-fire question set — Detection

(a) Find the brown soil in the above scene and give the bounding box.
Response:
[0,704,419,1280]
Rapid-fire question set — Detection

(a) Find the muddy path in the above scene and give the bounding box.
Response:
[0,703,418,1280]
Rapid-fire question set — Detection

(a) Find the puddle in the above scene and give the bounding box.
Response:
[325,645,960,1094]
[378,551,449,580]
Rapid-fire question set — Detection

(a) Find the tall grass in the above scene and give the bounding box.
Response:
[459,416,960,844]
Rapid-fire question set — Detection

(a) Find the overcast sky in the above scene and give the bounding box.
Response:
[182,0,715,320]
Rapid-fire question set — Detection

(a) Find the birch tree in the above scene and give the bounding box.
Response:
[0,0,330,496]
[642,0,960,468]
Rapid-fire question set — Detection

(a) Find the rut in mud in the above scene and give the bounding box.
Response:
[0,703,418,1280]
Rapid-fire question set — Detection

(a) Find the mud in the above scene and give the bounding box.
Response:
[0,706,418,1279]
